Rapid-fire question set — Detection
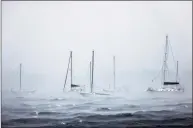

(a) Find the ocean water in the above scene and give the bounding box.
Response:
[2,89,192,128]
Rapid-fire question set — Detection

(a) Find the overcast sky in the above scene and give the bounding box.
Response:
[2,1,192,92]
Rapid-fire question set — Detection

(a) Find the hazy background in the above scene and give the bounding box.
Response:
[2,1,192,94]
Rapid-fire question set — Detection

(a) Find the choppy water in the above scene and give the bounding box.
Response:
[2,89,192,128]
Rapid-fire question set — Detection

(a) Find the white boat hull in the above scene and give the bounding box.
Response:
[80,92,110,96]
[146,86,184,92]
[11,89,36,94]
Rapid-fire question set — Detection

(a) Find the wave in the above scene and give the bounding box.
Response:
[49,98,67,101]
[96,107,111,111]
[30,111,63,116]
[2,90,192,128]
[2,112,192,128]
[123,104,141,108]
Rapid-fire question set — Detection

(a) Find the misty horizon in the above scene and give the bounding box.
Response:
[2,1,192,93]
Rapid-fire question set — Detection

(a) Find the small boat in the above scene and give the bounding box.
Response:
[63,51,86,93]
[147,35,184,92]
[11,63,36,94]
[80,50,110,96]
[103,56,116,93]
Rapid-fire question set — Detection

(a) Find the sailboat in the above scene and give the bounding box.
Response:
[63,51,86,93]
[89,50,110,96]
[103,56,116,93]
[147,35,184,92]
[79,52,94,96]
[80,50,110,96]
[63,50,109,96]
[11,63,36,94]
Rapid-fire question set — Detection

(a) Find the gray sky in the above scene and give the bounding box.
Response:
[2,1,192,92]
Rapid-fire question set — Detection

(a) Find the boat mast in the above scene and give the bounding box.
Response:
[70,51,73,90]
[176,61,178,82]
[63,52,71,91]
[90,61,92,92]
[162,35,169,85]
[20,63,22,90]
[91,50,94,93]
[113,56,116,89]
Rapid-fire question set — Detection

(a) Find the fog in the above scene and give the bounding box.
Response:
[2,1,192,94]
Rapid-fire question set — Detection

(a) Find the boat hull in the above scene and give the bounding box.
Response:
[79,92,110,96]
[146,86,184,92]
[11,89,36,94]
